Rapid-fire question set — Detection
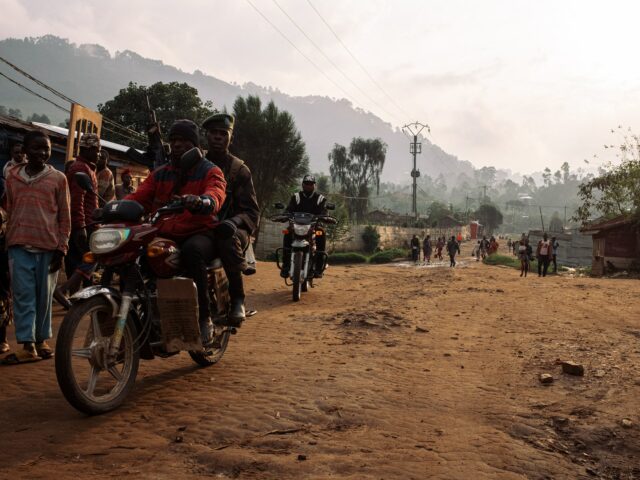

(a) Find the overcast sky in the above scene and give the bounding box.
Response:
[2,0,639,172]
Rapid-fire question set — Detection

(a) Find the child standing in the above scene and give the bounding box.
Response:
[3,131,70,363]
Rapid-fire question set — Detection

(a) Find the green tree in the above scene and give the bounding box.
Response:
[549,211,564,232]
[475,204,503,234]
[575,130,640,224]
[361,225,380,253]
[542,167,552,187]
[26,113,51,123]
[232,95,309,218]
[329,138,387,223]
[561,162,571,183]
[8,108,22,119]
[426,201,452,227]
[98,81,215,146]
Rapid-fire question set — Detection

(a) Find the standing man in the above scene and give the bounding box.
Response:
[3,131,70,363]
[423,234,432,264]
[202,113,260,324]
[551,236,560,273]
[281,175,327,279]
[115,169,136,200]
[96,150,115,206]
[447,235,460,267]
[536,233,553,277]
[65,133,100,279]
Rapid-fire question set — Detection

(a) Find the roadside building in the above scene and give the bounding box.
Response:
[0,114,149,185]
[580,216,640,276]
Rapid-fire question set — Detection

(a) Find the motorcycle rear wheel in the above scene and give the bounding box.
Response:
[55,297,139,415]
[189,328,231,366]
[292,251,303,301]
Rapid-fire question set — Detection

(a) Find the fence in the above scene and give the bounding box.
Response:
[254,220,470,259]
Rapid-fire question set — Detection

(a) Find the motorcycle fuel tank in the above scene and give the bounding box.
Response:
[147,238,181,278]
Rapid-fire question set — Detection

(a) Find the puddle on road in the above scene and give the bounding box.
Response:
[385,260,471,269]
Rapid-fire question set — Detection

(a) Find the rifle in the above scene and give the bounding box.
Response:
[145,94,168,169]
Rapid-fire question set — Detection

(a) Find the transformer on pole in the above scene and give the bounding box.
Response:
[402,122,430,219]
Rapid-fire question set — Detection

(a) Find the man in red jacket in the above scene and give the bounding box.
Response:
[127,120,226,346]
[65,133,100,280]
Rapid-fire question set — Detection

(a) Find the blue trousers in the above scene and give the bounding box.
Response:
[8,247,58,344]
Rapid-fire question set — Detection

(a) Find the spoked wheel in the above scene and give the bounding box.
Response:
[189,326,231,366]
[55,297,139,415]
[292,251,303,301]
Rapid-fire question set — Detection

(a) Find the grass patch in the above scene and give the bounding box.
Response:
[483,254,536,270]
[329,252,368,264]
[369,248,409,264]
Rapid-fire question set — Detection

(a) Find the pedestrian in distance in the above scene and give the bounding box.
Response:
[536,233,553,277]
[447,235,460,267]
[423,234,432,264]
[551,236,560,273]
[518,237,531,277]
[411,234,420,263]
[2,131,70,364]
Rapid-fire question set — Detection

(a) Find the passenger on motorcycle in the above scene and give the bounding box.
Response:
[202,113,260,323]
[280,175,328,278]
[126,119,227,346]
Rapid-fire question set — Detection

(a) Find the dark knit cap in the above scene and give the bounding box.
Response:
[168,119,200,146]
[202,113,235,132]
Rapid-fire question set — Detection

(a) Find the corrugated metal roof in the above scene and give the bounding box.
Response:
[32,122,143,154]
[580,215,635,234]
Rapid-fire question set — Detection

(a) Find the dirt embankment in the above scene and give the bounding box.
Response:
[1,246,639,479]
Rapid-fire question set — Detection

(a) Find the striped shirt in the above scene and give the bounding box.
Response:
[5,165,71,253]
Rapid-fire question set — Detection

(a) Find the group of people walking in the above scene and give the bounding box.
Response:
[510,233,559,277]
[411,234,462,267]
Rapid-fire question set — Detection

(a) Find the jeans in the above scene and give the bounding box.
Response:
[8,247,58,343]
[180,234,215,322]
[538,256,550,277]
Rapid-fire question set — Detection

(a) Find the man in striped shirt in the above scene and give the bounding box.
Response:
[3,131,70,363]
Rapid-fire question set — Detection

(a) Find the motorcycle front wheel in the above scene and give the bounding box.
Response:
[55,297,139,415]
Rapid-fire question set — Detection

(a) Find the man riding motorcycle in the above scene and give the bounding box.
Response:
[126,119,226,346]
[280,175,327,278]
[202,113,259,323]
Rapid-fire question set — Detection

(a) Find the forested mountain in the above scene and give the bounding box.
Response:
[0,35,474,183]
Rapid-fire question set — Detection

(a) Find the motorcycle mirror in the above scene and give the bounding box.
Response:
[274,202,285,210]
[74,172,95,193]
[326,203,336,210]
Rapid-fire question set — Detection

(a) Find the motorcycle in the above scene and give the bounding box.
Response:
[55,171,238,415]
[271,203,337,301]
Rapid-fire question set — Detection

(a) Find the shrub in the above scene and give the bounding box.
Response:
[369,248,408,264]
[329,252,368,264]
[361,225,380,253]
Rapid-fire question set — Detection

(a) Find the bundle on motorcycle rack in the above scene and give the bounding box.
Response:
[156,278,202,352]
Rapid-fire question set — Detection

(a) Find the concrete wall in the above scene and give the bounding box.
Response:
[526,228,592,267]
[254,220,470,258]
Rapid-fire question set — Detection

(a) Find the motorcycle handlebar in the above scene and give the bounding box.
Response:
[269,213,338,225]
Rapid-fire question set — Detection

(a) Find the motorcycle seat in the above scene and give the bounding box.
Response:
[206,258,223,270]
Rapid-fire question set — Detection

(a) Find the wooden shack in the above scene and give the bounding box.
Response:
[0,114,149,186]
[580,216,640,276]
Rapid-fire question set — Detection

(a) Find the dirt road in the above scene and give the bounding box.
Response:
[1,247,639,479]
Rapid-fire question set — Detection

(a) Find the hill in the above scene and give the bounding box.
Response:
[0,35,475,183]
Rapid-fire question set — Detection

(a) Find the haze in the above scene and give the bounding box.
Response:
[2,0,639,172]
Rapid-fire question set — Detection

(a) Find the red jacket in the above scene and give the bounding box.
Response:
[67,157,99,230]
[126,159,226,237]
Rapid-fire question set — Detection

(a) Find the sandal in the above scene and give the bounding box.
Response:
[2,349,42,365]
[0,342,9,354]
[35,341,54,360]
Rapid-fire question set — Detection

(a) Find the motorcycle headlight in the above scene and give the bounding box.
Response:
[90,228,130,254]
[293,224,312,236]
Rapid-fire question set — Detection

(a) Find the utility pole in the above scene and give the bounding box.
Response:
[402,122,430,221]
[564,205,567,228]
[539,206,545,232]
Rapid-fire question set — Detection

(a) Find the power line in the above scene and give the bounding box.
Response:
[271,0,401,123]
[305,0,413,120]
[0,71,69,113]
[244,0,378,117]
[0,55,146,141]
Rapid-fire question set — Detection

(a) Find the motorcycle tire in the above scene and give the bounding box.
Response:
[189,329,231,366]
[55,297,139,415]
[292,251,303,302]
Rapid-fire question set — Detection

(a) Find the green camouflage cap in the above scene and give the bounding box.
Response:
[202,113,235,132]
[79,132,101,148]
